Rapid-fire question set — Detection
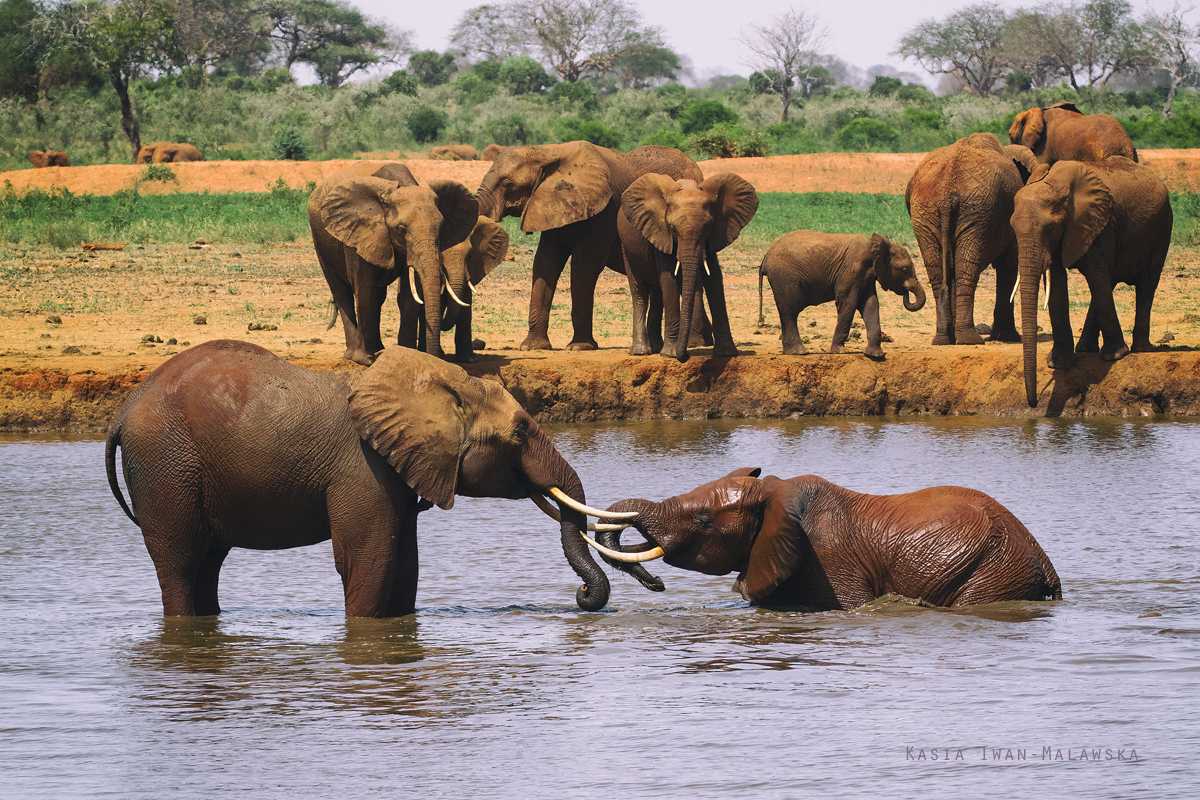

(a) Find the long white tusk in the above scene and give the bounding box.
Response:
[443,270,470,307]
[530,493,629,531]
[409,266,423,305]
[1009,278,1019,305]
[704,259,711,277]
[468,281,477,295]
[674,261,680,277]
[548,486,639,519]
[1043,272,1049,311]
[580,532,665,563]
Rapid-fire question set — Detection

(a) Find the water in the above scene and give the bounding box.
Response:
[2,418,1198,797]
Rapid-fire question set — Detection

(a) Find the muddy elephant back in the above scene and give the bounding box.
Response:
[622,144,703,183]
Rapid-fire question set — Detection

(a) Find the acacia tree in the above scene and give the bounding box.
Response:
[738,4,830,122]
[162,0,271,74]
[1004,7,1077,88]
[265,0,409,87]
[449,3,528,63]
[896,3,1010,96]
[1073,0,1154,88]
[1144,3,1200,119]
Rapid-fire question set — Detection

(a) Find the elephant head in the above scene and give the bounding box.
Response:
[868,234,926,312]
[349,346,638,610]
[321,175,478,358]
[476,141,615,232]
[1011,160,1114,407]
[1008,107,1049,151]
[622,172,759,361]
[438,216,509,328]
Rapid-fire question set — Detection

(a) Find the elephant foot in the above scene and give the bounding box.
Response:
[452,352,478,364]
[830,344,849,355]
[1101,343,1130,362]
[1131,339,1155,353]
[1075,341,1100,354]
[988,327,1021,343]
[864,345,886,360]
[566,340,598,352]
[659,348,690,363]
[931,334,955,346]
[1046,349,1079,370]
[629,341,653,356]
[519,335,553,351]
[344,347,376,366]
[712,341,738,357]
[955,328,986,346]
[782,344,808,356]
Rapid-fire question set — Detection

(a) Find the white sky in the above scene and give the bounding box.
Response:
[355,0,1189,86]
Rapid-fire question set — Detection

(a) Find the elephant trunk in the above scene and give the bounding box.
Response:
[521,428,611,611]
[674,241,705,362]
[412,239,444,358]
[1019,247,1044,408]
[476,183,500,221]
[903,280,926,312]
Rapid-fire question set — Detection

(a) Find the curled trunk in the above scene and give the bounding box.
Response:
[903,281,927,312]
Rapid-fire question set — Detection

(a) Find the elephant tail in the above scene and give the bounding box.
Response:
[757,256,767,328]
[326,299,338,331]
[105,420,139,526]
[939,201,956,316]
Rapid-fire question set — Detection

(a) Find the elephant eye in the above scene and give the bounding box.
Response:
[513,422,528,444]
[693,510,714,529]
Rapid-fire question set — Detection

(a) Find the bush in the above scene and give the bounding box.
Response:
[895,83,936,106]
[640,129,687,149]
[407,108,449,143]
[141,164,176,182]
[381,70,420,96]
[902,108,942,129]
[453,72,497,105]
[271,127,310,160]
[499,57,555,94]
[483,114,532,146]
[869,76,903,97]
[679,100,738,134]
[257,67,295,92]
[835,118,900,151]
[549,80,599,111]
[473,61,501,81]
[689,124,769,159]
[557,117,620,149]
[409,51,457,86]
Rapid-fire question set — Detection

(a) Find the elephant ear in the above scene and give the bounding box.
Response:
[520,142,613,233]
[1009,108,1045,149]
[723,467,762,479]
[1047,101,1081,114]
[1004,145,1039,183]
[348,346,487,510]
[465,217,509,285]
[869,233,894,289]
[322,176,398,269]
[1056,162,1114,270]
[427,179,479,250]
[622,173,678,253]
[736,480,812,603]
[703,172,759,251]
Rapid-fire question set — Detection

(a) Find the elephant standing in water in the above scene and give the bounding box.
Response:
[106,341,642,617]
[310,162,478,364]
[475,141,703,352]
[619,172,759,361]
[1008,102,1138,165]
[1012,157,1171,407]
[905,133,1038,345]
[756,230,925,358]
[135,142,202,163]
[594,469,1061,610]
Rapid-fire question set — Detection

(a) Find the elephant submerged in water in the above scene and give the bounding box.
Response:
[594,469,1061,610]
[106,340,642,617]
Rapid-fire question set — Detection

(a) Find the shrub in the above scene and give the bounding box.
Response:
[557,117,620,149]
[499,57,555,94]
[473,61,501,81]
[835,118,900,151]
[409,51,457,86]
[381,70,420,96]
[895,83,936,105]
[141,164,176,182]
[902,108,942,129]
[483,114,531,146]
[271,127,310,160]
[258,67,296,92]
[549,80,599,111]
[453,72,497,105]
[689,124,769,159]
[869,76,903,97]
[407,108,449,143]
[832,106,873,129]
[1004,71,1033,94]
[640,129,687,149]
[680,100,738,134]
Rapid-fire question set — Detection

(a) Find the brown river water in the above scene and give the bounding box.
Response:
[1,417,1197,797]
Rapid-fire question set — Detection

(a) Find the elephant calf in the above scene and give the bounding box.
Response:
[757,231,926,358]
[595,469,1062,611]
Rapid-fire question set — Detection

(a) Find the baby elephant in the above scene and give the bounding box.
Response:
[758,231,926,358]
[596,468,1061,610]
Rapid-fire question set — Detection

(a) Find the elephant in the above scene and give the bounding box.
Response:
[476,141,703,352]
[593,468,1062,610]
[309,161,479,364]
[1008,102,1138,165]
[28,150,69,168]
[1012,157,1172,408]
[105,340,642,617]
[905,133,1039,345]
[399,215,509,362]
[134,142,202,164]
[481,144,504,161]
[618,172,759,361]
[756,231,926,358]
[429,144,480,161]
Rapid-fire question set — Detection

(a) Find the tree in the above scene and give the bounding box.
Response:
[449,3,528,63]
[520,0,665,82]
[163,0,270,74]
[408,49,455,86]
[1002,8,1073,89]
[265,0,410,88]
[896,3,1009,96]
[1144,3,1200,119]
[0,0,42,102]
[738,5,830,122]
[607,36,680,88]
[498,54,554,93]
[1074,0,1154,88]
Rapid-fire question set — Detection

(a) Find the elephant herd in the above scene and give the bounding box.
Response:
[111,104,1183,619]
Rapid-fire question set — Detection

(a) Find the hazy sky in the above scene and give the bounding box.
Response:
[354,0,1186,86]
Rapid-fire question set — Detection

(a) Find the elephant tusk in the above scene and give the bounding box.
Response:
[468,281,478,295]
[548,486,639,519]
[703,259,711,277]
[409,266,423,306]
[579,532,665,563]
[442,269,470,307]
[1009,278,1019,305]
[1042,272,1049,311]
[674,261,680,277]
[530,493,629,531]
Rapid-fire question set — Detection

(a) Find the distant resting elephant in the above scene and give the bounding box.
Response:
[429,144,480,161]
[106,340,636,616]
[1012,156,1171,407]
[28,150,70,168]
[309,161,478,363]
[757,231,925,358]
[135,142,202,164]
[619,172,759,361]
[905,133,1037,345]
[1008,102,1137,165]
[476,141,703,351]
[399,215,509,362]
[596,468,1062,610]
[481,144,504,161]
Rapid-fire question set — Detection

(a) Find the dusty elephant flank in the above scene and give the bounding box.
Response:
[1008,102,1137,165]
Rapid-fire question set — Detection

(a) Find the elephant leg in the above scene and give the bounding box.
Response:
[859,289,885,359]
[346,247,387,365]
[397,279,419,350]
[193,544,232,617]
[522,233,571,351]
[1076,304,1101,353]
[384,505,420,617]
[1079,266,1128,361]
[320,254,364,362]
[140,512,212,617]
[701,249,737,357]
[659,255,682,356]
[1131,250,1165,353]
[829,290,860,354]
[686,289,708,347]
[564,230,619,351]
[922,239,953,345]
[989,245,1021,342]
[331,498,413,618]
[779,296,807,356]
[452,306,477,363]
[952,258,985,345]
[623,244,654,356]
[648,286,665,353]
[1045,263,1078,370]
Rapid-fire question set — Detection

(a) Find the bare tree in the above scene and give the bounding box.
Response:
[738,4,830,122]
[449,3,530,63]
[163,0,271,72]
[896,3,1009,96]
[1004,6,1080,88]
[1145,3,1200,119]
[1074,0,1154,88]
[520,0,657,82]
